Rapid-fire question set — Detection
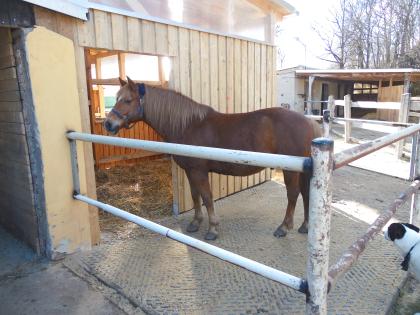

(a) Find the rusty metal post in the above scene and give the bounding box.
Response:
[322,109,330,138]
[396,93,411,158]
[344,95,352,143]
[409,132,418,181]
[306,138,334,315]
[410,131,420,225]
[327,95,335,119]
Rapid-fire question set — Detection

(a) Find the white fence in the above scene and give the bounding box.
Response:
[67,115,420,314]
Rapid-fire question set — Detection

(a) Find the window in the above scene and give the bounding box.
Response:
[353,83,378,95]
[87,49,171,119]
[125,54,159,81]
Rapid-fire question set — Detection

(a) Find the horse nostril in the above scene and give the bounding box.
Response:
[104,120,112,131]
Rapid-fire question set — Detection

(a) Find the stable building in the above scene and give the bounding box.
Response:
[0,0,294,258]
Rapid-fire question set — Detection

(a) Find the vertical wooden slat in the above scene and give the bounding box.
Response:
[155,23,169,55]
[74,45,101,245]
[266,46,274,180]
[179,28,192,211]
[254,43,261,185]
[168,26,180,90]
[142,20,156,54]
[179,28,190,96]
[111,14,128,51]
[218,36,228,198]
[247,42,255,187]
[272,45,277,108]
[77,16,95,47]
[190,30,201,102]
[168,26,182,212]
[200,33,210,106]
[241,40,248,189]
[207,33,221,201]
[226,37,235,195]
[93,10,112,49]
[260,44,267,183]
[233,39,242,192]
[127,17,142,52]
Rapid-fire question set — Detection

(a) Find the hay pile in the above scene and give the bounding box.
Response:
[95,158,173,232]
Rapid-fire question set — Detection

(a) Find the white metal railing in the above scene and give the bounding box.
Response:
[67,132,311,173]
[66,111,420,314]
[66,131,314,304]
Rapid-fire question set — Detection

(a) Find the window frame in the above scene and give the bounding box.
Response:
[87,50,168,120]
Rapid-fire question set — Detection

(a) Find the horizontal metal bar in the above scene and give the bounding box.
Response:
[67,132,311,173]
[305,115,323,121]
[328,179,420,289]
[334,124,420,169]
[74,194,308,293]
[335,100,401,110]
[333,117,414,127]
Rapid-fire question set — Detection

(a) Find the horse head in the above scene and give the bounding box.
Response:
[104,76,145,134]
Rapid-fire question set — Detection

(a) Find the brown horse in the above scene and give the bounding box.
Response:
[104,77,321,240]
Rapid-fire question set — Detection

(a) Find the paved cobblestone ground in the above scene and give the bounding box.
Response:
[66,167,411,314]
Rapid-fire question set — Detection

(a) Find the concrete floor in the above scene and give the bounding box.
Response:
[0,124,416,314]
[0,227,126,315]
[63,167,411,314]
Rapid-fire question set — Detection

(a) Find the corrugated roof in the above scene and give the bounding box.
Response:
[295,68,420,81]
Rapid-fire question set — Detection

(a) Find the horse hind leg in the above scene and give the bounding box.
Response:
[186,183,203,233]
[297,172,310,234]
[273,171,300,238]
[186,170,219,240]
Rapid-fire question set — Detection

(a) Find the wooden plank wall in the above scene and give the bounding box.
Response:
[0,27,39,251]
[377,85,403,121]
[34,7,277,213]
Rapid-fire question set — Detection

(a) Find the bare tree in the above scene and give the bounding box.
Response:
[313,0,351,68]
[317,0,420,69]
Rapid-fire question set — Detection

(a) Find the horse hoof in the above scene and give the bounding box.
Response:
[204,231,218,241]
[186,222,200,233]
[273,226,287,238]
[298,225,308,234]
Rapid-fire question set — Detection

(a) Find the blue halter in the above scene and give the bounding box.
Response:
[110,83,146,128]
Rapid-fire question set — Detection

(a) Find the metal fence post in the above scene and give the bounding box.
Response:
[327,95,335,119]
[306,138,334,315]
[344,95,352,143]
[68,135,80,196]
[397,93,411,158]
[410,131,420,225]
[322,109,330,138]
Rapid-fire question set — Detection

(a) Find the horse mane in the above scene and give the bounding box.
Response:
[144,85,215,138]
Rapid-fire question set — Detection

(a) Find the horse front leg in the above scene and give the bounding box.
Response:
[186,169,219,240]
[186,183,203,233]
[274,171,300,238]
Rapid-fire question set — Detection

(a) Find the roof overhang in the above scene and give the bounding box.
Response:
[268,0,298,16]
[23,0,89,20]
[296,68,420,82]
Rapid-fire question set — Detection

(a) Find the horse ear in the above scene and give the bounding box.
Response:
[126,76,137,91]
[119,77,127,86]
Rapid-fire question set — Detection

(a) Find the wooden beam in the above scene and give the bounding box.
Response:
[0,0,34,28]
[91,78,163,86]
[118,52,126,79]
[95,57,105,118]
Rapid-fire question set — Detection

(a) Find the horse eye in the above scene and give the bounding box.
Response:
[124,99,132,104]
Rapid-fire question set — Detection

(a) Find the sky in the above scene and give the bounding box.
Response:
[276,0,339,70]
